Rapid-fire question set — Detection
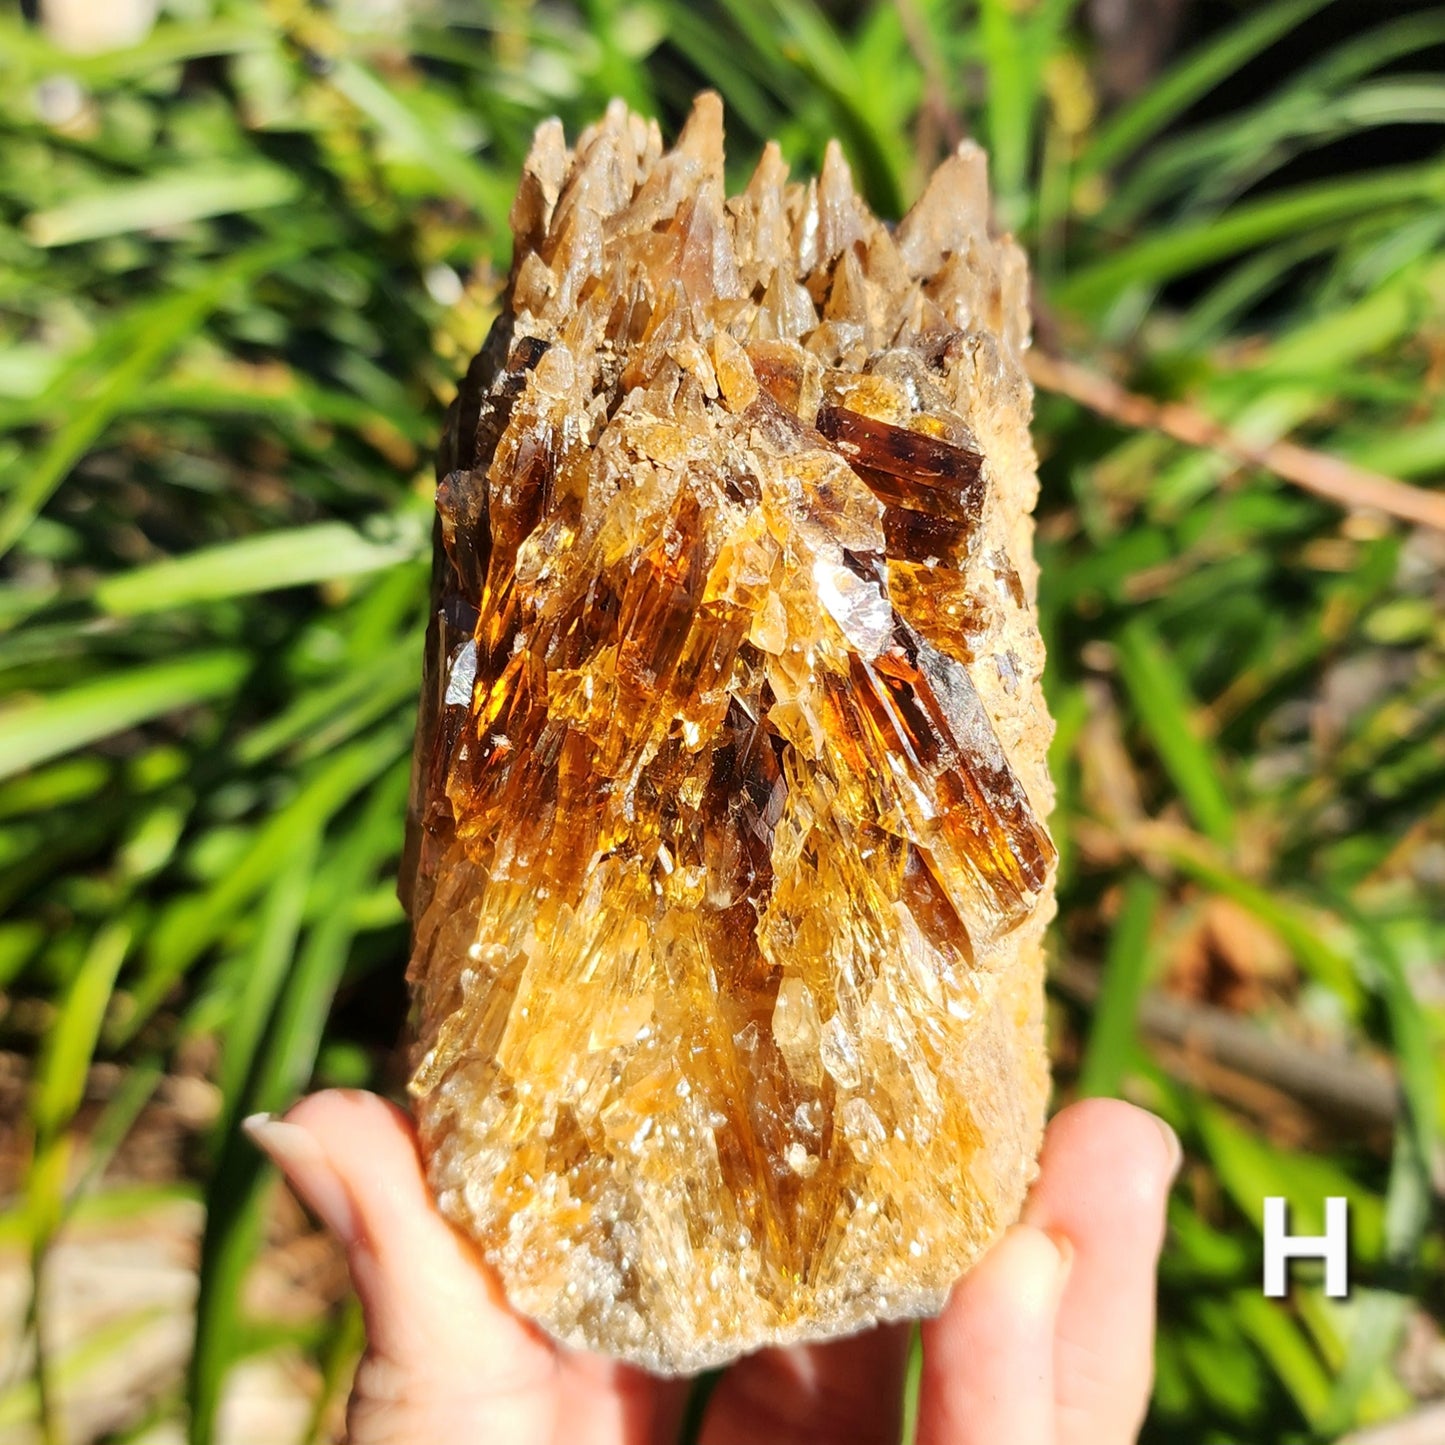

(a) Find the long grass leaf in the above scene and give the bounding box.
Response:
[327,59,514,226]
[235,635,419,765]
[25,165,302,248]
[27,921,133,1248]
[977,0,1032,225]
[1232,1291,1334,1428]
[0,241,294,558]
[121,721,410,1038]
[1351,912,1439,1221]
[1113,617,1236,848]
[0,652,246,781]
[25,922,132,1444]
[0,1308,173,1434]
[65,1055,164,1214]
[95,518,426,616]
[1106,77,1445,228]
[188,766,405,1445]
[1079,0,1331,176]
[1317,1123,1427,1432]
[1077,875,1162,1098]
[214,831,320,1137]
[1060,165,1445,311]
[1199,1105,1386,1254]
[0,16,271,84]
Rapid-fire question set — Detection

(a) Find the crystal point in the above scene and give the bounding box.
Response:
[404,98,1057,1375]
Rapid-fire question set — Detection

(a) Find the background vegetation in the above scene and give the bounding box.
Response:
[0,0,1442,1441]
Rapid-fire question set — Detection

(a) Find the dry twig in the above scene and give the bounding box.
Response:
[1027,350,1445,533]
[1054,960,1400,1132]
[894,0,963,166]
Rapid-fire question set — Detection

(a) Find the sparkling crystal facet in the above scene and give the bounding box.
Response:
[402,94,1057,1374]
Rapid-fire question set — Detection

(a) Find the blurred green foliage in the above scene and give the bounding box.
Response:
[0,0,1442,1441]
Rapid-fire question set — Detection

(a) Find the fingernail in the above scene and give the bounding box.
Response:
[997,1223,1075,1310]
[243,1112,359,1244]
[1047,1230,1075,1301]
[1155,1116,1184,1182]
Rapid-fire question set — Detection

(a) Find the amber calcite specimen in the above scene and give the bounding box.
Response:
[402,93,1057,1374]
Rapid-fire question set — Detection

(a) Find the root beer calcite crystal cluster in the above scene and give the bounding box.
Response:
[402,93,1057,1373]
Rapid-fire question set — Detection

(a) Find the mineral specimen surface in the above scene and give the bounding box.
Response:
[402,93,1057,1374]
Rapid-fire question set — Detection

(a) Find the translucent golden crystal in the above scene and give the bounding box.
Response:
[402,94,1057,1374]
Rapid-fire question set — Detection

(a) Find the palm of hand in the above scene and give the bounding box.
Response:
[247,1092,1177,1445]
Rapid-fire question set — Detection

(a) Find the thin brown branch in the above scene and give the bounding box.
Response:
[1054,960,1400,1132]
[1027,349,1445,533]
[894,0,963,168]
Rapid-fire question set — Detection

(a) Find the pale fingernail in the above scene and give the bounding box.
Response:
[242,1112,360,1244]
[1049,1231,1075,1301]
[1155,1117,1184,1181]
[995,1223,1074,1310]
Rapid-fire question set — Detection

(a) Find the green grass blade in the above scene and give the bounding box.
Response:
[187,766,405,1445]
[132,375,431,445]
[977,0,1033,227]
[0,240,294,558]
[1113,617,1236,848]
[121,721,410,1039]
[1259,255,1445,376]
[579,0,659,113]
[0,756,111,820]
[65,1056,164,1214]
[1043,684,1087,890]
[0,922,45,991]
[1077,874,1162,1098]
[28,921,132,1191]
[214,831,320,1138]
[25,165,302,248]
[235,634,419,766]
[664,10,782,137]
[25,923,133,1445]
[720,0,911,213]
[1329,910,1439,1432]
[1104,76,1445,229]
[327,58,515,226]
[1317,1125,1426,1432]
[186,1140,272,1445]
[1199,1105,1386,1256]
[1079,0,1331,177]
[258,768,407,1104]
[1060,164,1445,312]
[0,1308,174,1435]
[1232,1290,1334,1428]
[0,15,271,85]
[305,1300,365,1445]
[0,652,246,781]
[94,518,426,616]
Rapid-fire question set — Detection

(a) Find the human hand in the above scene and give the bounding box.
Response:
[245,1092,1179,1445]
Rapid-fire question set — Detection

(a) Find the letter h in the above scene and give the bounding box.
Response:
[1263,1196,1349,1299]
